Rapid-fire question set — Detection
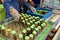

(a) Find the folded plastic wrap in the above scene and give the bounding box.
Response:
[0,17,14,24]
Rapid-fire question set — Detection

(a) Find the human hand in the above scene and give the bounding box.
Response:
[9,6,19,22]
[30,6,36,13]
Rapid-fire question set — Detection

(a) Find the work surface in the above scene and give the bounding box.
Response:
[53,27,60,40]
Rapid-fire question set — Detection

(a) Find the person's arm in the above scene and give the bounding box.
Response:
[3,0,19,21]
[1,0,4,3]
[23,0,36,13]
[29,0,35,7]
[23,0,30,8]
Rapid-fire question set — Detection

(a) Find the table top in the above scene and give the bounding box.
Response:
[53,27,60,40]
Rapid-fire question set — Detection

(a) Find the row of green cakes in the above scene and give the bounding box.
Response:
[0,22,47,40]
[36,10,48,15]
[19,13,48,27]
[0,26,39,40]
[0,13,48,40]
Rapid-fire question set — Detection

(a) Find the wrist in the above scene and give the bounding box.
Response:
[9,6,14,9]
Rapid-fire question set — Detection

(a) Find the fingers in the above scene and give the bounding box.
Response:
[14,15,19,22]
[13,12,19,22]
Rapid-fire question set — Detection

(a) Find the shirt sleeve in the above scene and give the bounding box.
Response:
[3,0,12,10]
[23,1,30,8]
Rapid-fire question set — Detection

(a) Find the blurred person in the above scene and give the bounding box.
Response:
[1,0,36,21]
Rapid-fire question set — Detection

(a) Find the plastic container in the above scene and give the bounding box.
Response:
[0,4,6,22]
[26,8,52,20]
